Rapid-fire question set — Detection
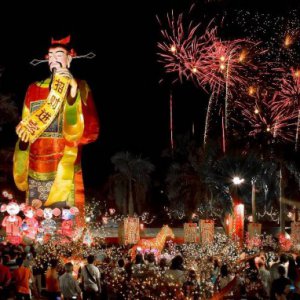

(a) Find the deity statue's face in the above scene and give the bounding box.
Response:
[48,47,72,72]
[7,202,20,216]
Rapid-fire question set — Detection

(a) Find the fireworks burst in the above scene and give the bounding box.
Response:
[157,10,265,149]
[157,12,216,89]
[234,89,298,143]
[276,68,300,150]
[157,12,259,97]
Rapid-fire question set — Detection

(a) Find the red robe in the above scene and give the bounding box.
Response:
[17,78,99,222]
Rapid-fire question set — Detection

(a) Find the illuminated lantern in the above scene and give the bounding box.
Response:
[61,207,79,238]
[184,223,198,243]
[37,208,61,242]
[130,225,174,261]
[119,217,140,245]
[1,201,23,244]
[199,219,214,244]
[232,202,244,244]
[22,205,39,241]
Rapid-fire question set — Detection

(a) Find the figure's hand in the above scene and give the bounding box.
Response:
[55,68,78,99]
[16,122,30,143]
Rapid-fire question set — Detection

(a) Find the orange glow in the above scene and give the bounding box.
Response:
[248,86,256,95]
[192,67,197,73]
[220,55,225,62]
[254,108,259,114]
[239,49,247,62]
[284,35,292,47]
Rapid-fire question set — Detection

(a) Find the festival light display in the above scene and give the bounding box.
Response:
[1,201,23,244]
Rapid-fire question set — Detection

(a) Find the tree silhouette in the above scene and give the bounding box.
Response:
[111,152,155,215]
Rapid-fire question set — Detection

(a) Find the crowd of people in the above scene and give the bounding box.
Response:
[1,233,300,299]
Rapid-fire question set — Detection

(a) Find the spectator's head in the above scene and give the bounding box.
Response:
[280,254,288,264]
[220,264,229,277]
[64,262,73,273]
[214,258,220,269]
[159,257,167,269]
[170,255,184,270]
[278,265,286,277]
[135,253,144,265]
[50,258,59,268]
[147,253,156,264]
[188,269,197,280]
[21,252,27,260]
[16,257,23,267]
[248,258,256,269]
[118,258,125,268]
[87,255,95,264]
[9,250,17,260]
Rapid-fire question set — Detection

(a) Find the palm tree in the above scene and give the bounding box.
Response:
[111,152,155,216]
[166,162,205,221]
[202,149,279,227]
[164,133,208,221]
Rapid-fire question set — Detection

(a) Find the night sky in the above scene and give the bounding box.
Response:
[1,0,299,189]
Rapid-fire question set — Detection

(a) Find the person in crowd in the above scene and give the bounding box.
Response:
[80,254,101,300]
[59,262,82,300]
[0,255,12,300]
[45,258,61,299]
[13,257,34,300]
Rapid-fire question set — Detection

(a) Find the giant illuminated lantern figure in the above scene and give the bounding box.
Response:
[1,201,23,244]
[13,35,99,224]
